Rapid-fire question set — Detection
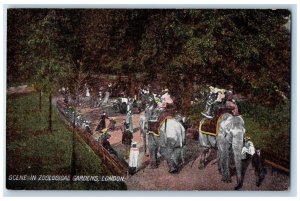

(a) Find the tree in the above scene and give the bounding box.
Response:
[9,9,291,110]
[7,9,49,84]
[20,10,72,132]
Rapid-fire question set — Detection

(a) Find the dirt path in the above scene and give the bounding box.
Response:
[7,85,36,95]
[125,145,289,191]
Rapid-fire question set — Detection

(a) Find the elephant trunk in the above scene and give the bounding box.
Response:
[232,131,245,190]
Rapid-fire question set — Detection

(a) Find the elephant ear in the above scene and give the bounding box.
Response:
[230,116,246,134]
[220,117,233,134]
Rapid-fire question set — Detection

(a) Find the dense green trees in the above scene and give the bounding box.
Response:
[9,9,72,131]
[7,9,291,109]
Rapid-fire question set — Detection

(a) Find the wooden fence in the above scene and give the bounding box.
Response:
[56,101,128,176]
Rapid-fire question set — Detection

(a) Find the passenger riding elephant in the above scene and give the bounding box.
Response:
[199,113,246,190]
[140,114,186,173]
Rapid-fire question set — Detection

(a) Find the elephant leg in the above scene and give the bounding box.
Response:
[219,148,231,183]
[168,161,178,173]
[180,146,186,165]
[172,147,183,167]
[168,154,178,174]
[143,132,147,154]
[205,148,212,164]
[233,157,243,190]
[162,138,178,173]
[217,151,221,174]
[148,134,158,168]
[166,147,178,173]
[199,147,210,169]
[232,142,244,190]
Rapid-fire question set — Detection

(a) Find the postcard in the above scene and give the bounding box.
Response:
[6,8,291,191]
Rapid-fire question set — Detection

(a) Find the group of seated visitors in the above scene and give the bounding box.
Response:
[201,86,240,119]
[146,85,240,122]
[147,88,175,122]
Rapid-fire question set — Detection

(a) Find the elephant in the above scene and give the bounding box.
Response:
[198,113,246,190]
[140,113,186,173]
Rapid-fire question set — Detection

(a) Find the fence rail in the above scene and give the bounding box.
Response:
[265,160,289,174]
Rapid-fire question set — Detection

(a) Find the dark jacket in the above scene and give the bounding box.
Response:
[252,151,265,172]
[122,123,133,145]
[96,114,108,131]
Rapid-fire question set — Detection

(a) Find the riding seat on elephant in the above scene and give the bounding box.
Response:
[200,107,233,136]
[148,108,175,136]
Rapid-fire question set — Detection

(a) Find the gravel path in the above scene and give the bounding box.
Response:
[125,144,289,191]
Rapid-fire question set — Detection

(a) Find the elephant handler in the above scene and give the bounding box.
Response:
[252,148,266,187]
[241,136,255,160]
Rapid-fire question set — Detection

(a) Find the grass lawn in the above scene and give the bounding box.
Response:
[6,92,127,190]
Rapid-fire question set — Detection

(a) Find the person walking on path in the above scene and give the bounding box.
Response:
[122,119,133,159]
[126,101,134,133]
[252,148,266,187]
[95,112,109,133]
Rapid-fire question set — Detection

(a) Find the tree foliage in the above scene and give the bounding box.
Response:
[18,10,71,93]
[7,9,291,107]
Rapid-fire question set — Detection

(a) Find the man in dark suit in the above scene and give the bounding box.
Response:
[252,148,266,187]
